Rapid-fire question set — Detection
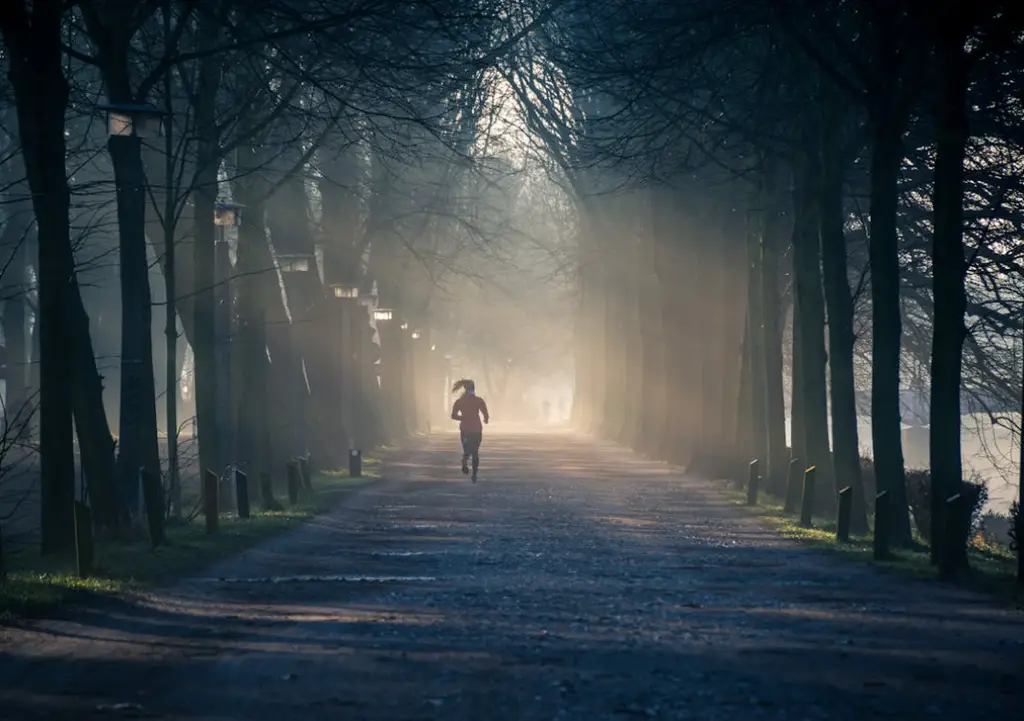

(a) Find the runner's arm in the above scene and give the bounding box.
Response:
[481,399,490,424]
[450,402,462,421]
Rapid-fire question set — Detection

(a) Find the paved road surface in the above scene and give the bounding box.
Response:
[2,429,1022,720]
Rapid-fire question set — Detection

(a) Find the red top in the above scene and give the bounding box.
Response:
[451,394,489,432]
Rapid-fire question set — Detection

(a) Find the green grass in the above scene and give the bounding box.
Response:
[726,484,1022,604]
[0,459,380,620]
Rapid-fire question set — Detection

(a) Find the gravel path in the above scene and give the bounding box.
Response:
[2,428,1022,720]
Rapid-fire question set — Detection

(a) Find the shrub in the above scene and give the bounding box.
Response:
[978,512,1013,548]
[906,468,988,543]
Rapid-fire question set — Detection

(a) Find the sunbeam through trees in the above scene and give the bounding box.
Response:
[0,0,1023,617]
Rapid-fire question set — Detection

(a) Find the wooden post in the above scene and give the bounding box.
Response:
[140,469,165,548]
[73,502,94,578]
[941,492,967,579]
[799,466,816,528]
[286,460,301,505]
[873,490,890,560]
[746,459,760,506]
[299,455,312,490]
[235,468,251,519]
[836,486,853,542]
[784,457,802,513]
[203,469,219,535]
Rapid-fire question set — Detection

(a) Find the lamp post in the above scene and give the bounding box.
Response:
[214,203,241,501]
[277,252,315,458]
[278,253,314,273]
[100,101,166,518]
[330,283,360,457]
[373,309,401,440]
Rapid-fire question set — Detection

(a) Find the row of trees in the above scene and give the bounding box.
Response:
[501,1,1024,578]
[0,0,552,554]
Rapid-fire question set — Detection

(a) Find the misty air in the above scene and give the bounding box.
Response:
[0,1,1022,719]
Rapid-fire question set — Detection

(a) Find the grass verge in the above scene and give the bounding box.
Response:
[0,459,380,621]
[726,485,1022,605]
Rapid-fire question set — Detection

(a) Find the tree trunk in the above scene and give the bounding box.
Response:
[0,142,31,439]
[108,135,162,512]
[746,209,768,469]
[761,183,789,494]
[191,25,224,479]
[636,188,667,457]
[793,136,835,512]
[2,0,76,553]
[233,139,299,475]
[619,201,644,447]
[868,104,914,546]
[929,14,970,570]
[736,313,754,468]
[819,93,869,534]
[598,203,627,441]
[789,287,806,464]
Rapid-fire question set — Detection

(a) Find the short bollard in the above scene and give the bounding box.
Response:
[203,469,219,535]
[784,457,802,513]
[836,486,853,542]
[299,455,312,490]
[746,459,760,506]
[260,471,283,511]
[941,492,967,579]
[140,468,165,548]
[235,468,251,520]
[349,449,363,478]
[799,466,817,528]
[873,490,890,560]
[73,501,94,578]
[286,460,301,505]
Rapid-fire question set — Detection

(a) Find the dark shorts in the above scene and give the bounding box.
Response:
[461,431,483,456]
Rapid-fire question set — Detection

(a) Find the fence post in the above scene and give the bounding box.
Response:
[799,466,817,528]
[203,469,219,535]
[941,491,967,579]
[299,455,312,490]
[836,486,853,542]
[746,459,760,506]
[784,457,802,513]
[140,468,165,548]
[73,501,94,578]
[235,468,251,520]
[873,490,890,560]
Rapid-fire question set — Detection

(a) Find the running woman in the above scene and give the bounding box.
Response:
[451,379,489,482]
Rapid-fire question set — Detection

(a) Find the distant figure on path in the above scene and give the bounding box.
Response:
[451,379,489,482]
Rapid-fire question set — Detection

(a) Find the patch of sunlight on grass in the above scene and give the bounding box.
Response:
[0,466,380,620]
[725,485,1022,604]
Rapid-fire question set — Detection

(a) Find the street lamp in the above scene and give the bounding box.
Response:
[98,103,165,139]
[214,202,243,227]
[331,283,359,299]
[278,252,313,273]
[400,321,409,330]
[411,329,421,340]
[374,308,393,322]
